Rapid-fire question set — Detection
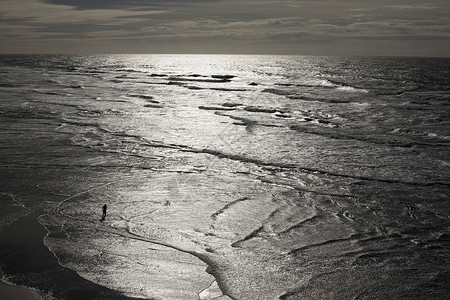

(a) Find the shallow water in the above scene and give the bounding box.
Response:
[0,55,449,299]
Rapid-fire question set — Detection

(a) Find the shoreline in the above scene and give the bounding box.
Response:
[0,202,141,300]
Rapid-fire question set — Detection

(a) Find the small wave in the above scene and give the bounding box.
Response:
[288,95,347,104]
[168,76,231,83]
[322,79,368,93]
[231,225,264,248]
[244,106,278,114]
[262,88,291,96]
[187,85,203,90]
[279,215,324,235]
[183,147,296,170]
[222,103,244,108]
[391,128,450,141]
[116,68,147,73]
[290,78,369,92]
[77,109,103,117]
[265,85,366,99]
[104,109,123,115]
[330,99,352,103]
[167,81,185,86]
[210,87,247,92]
[211,75,235,80]
[313,79,337,87]
[143,104,164,109]
[288,233,366,255]
[66,85,84,89]
[336,85,368,93]
[115,75,139,80]
[211,197,249,221]
[290,124,450,149]
[275,113,292,119]
[61,118,108,133]
[127,94,156,101]
[199,105,235,111]
[289,79,337,89]
[31,90,61,96]
[149,73,168,77]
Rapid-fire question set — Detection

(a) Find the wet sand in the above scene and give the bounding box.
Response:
[0,281,42,300]
[0,203,142,300]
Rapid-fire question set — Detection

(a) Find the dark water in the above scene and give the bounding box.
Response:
[0,55,449,299]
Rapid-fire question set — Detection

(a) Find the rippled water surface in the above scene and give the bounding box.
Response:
[0,55,449,299]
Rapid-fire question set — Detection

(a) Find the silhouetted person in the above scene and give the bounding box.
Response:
[101,204,107,222]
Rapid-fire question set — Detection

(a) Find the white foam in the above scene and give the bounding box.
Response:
[336,85,368,93]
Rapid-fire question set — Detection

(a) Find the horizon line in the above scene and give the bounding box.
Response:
[0,53,449,58]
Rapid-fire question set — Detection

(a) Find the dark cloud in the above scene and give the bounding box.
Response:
[41,0,218,10]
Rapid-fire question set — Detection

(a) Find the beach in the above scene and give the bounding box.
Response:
[0,200,145,300]
[0,54,449,299]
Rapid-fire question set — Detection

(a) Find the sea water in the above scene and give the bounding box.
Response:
[0,55,449,299]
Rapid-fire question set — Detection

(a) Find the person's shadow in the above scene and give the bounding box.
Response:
[101,204,107,222]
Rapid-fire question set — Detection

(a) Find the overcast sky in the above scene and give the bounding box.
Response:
[0,0,449,56]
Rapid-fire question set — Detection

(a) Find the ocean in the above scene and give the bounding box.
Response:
[0,54,449,299]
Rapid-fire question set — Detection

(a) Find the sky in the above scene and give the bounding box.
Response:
[0,0,449,56]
